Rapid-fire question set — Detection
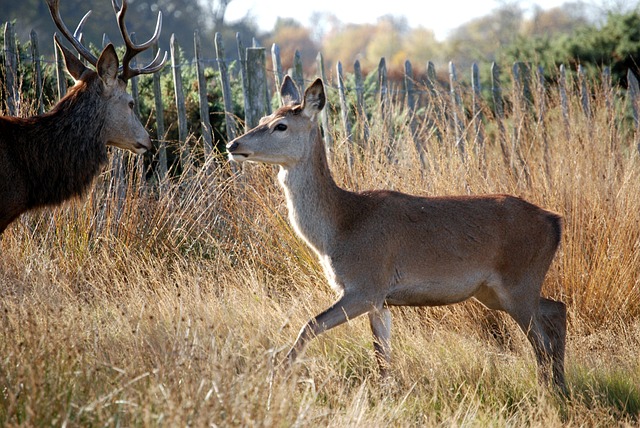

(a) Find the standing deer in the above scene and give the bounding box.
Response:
[0,0,166,235]
[227,76,567,391]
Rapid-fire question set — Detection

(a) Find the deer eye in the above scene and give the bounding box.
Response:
[128,101,135,109]
[274,123,287,131]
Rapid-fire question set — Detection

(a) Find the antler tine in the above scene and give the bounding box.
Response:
[112,0,166,81]
[138,50,168,74]
[45,0,98,66]
[73,9,92,44]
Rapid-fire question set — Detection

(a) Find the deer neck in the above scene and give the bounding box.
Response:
[25,79,108,206]
[277,127,346,256]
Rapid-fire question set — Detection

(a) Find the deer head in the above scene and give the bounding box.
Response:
[45,0,166,154]
[227,76,326,167]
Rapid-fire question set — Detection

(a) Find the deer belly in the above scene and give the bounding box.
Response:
[384,272,488,307]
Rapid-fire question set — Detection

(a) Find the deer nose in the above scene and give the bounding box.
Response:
[142,135,152,150]
[135,135,152,153]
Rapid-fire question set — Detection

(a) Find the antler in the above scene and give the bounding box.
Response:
[46,0,167,82]
[112,0,167,81]
[46,0,99,66]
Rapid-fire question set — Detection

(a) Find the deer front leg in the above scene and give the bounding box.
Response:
[285,293,376,366]
[368,306,392,378]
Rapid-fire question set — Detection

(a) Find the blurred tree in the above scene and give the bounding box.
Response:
[524,2,590,37]
[561,10,640,85]
[498,3,591,73]
[1,0,234,60]
[501,9,640,86]
[308,11,339,42]
[365,16,408,73]
[320,16,415,76]
[204,0,234,33]
[321,22,378,74]
[402,27,444,69]
[262,18,320,76]
[445,2,524,70]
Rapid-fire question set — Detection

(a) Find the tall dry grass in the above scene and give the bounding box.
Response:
[1,77,639,426]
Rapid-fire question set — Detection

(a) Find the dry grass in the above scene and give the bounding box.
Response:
[1,81,640,426]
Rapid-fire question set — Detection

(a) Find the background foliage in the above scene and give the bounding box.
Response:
[3,0,640,81]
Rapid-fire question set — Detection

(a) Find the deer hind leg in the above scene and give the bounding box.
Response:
[285,293,376,366]
[368,306,392,378]
[538,297,567,392]
[510,298,567,393]
[477,278,567,392]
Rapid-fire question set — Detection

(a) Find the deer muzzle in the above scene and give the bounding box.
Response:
[226,140,252,161]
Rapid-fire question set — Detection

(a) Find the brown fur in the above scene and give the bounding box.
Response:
[227,76,567,392]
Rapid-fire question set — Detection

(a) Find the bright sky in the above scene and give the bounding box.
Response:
[225,0,584,41]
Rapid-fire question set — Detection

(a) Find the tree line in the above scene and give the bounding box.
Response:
[3,1,639,86]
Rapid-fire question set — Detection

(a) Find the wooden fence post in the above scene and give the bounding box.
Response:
[511,62,532,185]
[515,62,534,112]
[471,62,485,157]
[126,34,147,189]
[336,60,353,169]
[336,61,352,143]
[404,60,416,120]
[449,61,464,157]
[292,50,304,92]
[29,29,44,115]
[316,52,333,151]
[425,61,442,143]
[378,57,393,160]
[271,43,283,105]
[152,42,167,181]
[236,33,250,117]
[403,60,417,112]
[194,29,214,156]
[578,64,591,119]
[559,64,571,140]
[378,57,389,119]
[214,32,237,145]
[628,69,640,153]
[629,70,639,126]
[516,63,535,141]
[244,47,267,129]
[3,22,18,115]
[491,62,509,164]
[536,65,546,126]
[602,67,619,159]
[535,65,551,179]
[53,35,67,100]
[129,33,141,117]
[170,34,191,173]
[405,60,424,166]
[512,62,534,149]
[353,59,369,146]
[602,67,612,112]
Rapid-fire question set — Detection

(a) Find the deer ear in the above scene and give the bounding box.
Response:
[96,44,120,87]
[301,78,326,118]
[54,34,88,81]
[280,75,301,106]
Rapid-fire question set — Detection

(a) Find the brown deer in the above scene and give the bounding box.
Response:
[227,76,567,392]
[0,0,166,235]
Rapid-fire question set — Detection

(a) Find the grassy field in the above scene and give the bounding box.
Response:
[1,81,640,426]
